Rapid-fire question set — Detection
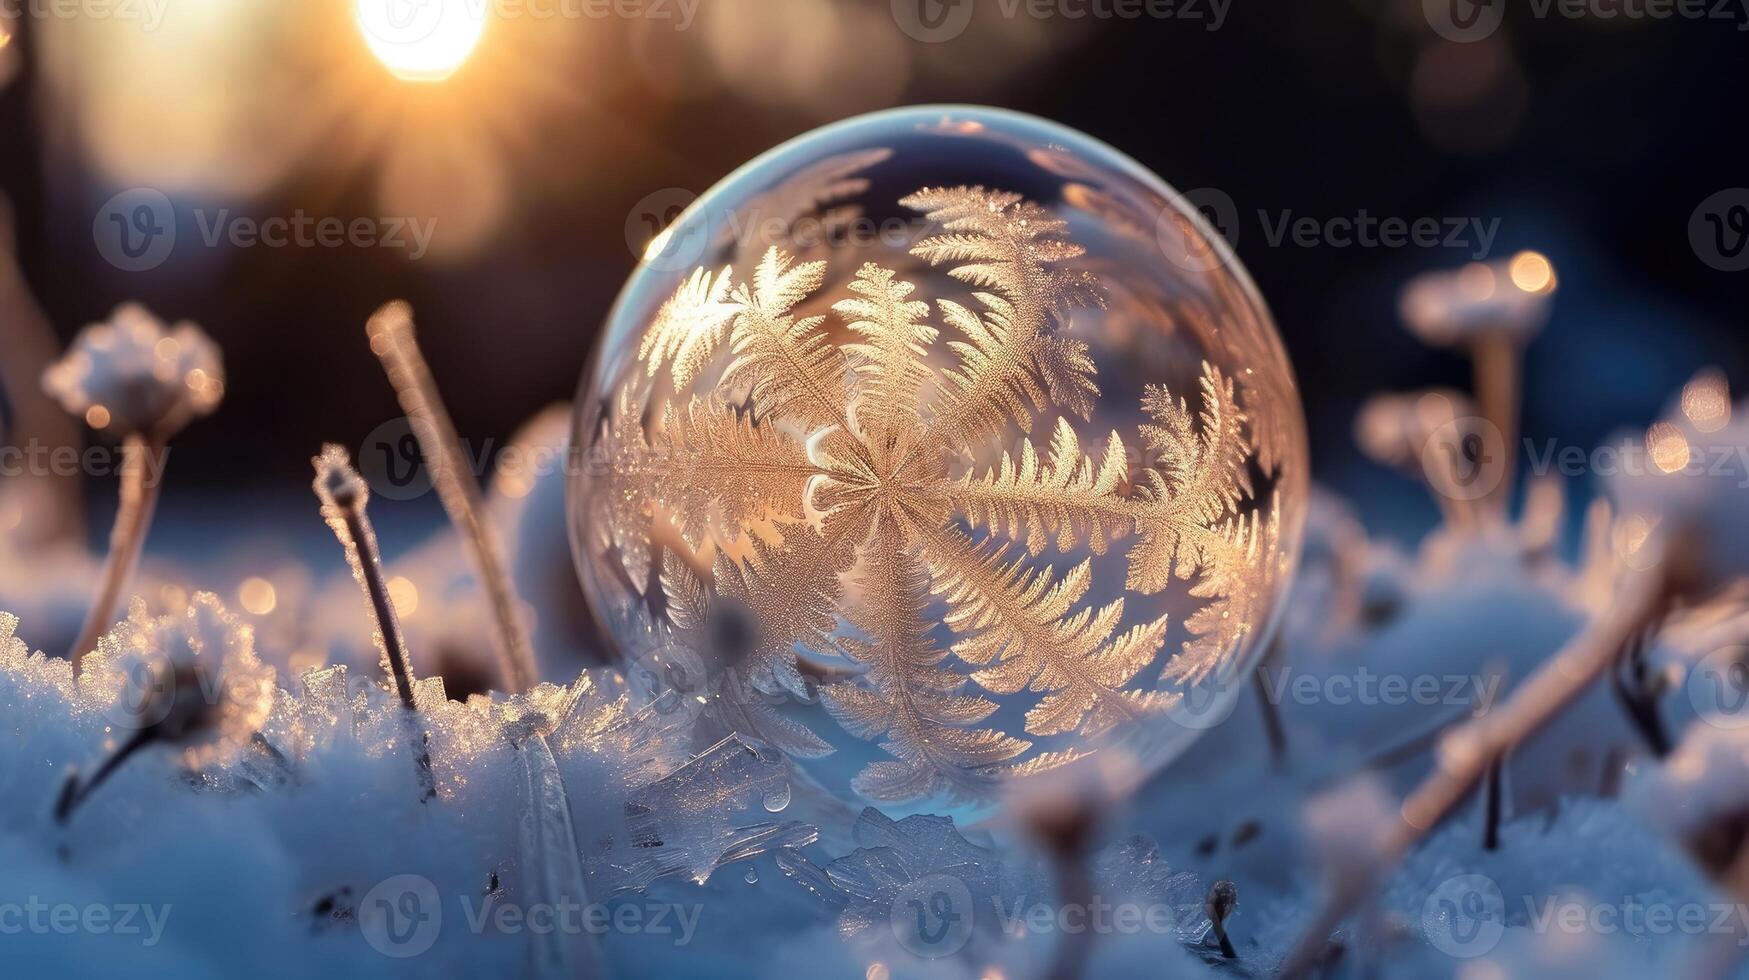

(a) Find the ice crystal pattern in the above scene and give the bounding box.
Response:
[600,187,1278,804]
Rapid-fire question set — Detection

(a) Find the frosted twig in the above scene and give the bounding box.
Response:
[1472,332,1520,519]
[68,433,161,670]
[366,301,538,693]
[1279,564,1672,978]
[43,305,224,669]
[1205,880,1238,959]
[313,445,435,799]
[55,728,151,825]
[1481,755,1503,851]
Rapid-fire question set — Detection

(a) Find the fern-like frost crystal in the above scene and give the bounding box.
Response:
[586,185,1284,807]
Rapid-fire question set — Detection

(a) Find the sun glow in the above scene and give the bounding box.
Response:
[355,0,487,82]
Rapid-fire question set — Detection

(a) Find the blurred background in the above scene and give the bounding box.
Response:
[0,0,1744,556]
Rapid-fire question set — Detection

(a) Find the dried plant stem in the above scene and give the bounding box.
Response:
[1421,424,1481,532]
[1280,566,1671,978]
[69,433,163,672]
[342,509,416,708]
[1481,755,1503,851]
[1252,644,1288,763]
[1472,334,1519,518]
[54,727,152,825]
[1206,881,1239,960]
[366,302,537,694]
[314,447,435,798]
[1611,626,1671,757]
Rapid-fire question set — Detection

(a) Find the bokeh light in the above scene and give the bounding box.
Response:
[355,0,488,83]
[1681,369,1732,434]
[239,576,278,615]
[387,575,419,618]
[1508,250,1556,294]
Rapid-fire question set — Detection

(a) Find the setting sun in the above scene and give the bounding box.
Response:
[355,0,487,82]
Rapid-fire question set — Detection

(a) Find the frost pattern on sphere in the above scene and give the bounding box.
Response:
[573,108,1307,820]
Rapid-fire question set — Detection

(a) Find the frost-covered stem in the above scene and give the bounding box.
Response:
[1252,647,1287,763]
[1279,566,1672,978]
[344,503,417,708]
[1420,431,1478,532]
[1481,755,1503,851]
[1611,628,1671,757]
[55,726,152,825]
[366,302,538,694]
[316,449,416,709]
[1046,848,1096,980]
[315,447,436,799]
[1472,334,1518,519]
[69,433,163,671]
[1206,880,1238,959]
[1023,792,1100,980]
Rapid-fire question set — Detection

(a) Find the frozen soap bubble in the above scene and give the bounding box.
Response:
[571,106,1307,823]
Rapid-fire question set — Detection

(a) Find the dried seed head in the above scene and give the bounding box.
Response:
[42,304,224,440]
[1398,256,1554,349]
[313,444,367,511]
[1354,389,1475,472]
[82,593,276,768]
[1205,879,1239,958]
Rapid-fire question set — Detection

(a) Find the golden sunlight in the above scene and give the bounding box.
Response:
[355,0,488,83]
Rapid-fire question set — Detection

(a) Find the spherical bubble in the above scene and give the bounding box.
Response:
[569,106,1307,823]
